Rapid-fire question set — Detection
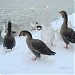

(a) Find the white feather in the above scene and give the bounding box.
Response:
[41,22,55,48]
[1,25,6,39]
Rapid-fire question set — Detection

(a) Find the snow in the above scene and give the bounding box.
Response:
[0,14,75,74]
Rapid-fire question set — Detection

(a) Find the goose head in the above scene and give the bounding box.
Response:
[19,30,31,37]
[59,11,67,18]
[19,30,32,40]
[19,31,27,37]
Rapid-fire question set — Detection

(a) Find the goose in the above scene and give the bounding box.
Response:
[19,30,56,60]
[1,25,6,39]
[1,25,16,39]
[59,10,75,49]
[3,21,16,49]
[41,22,55,47]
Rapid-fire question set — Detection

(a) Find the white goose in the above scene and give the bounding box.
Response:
[30,21,37,30]
[41,22,55,48]
[1,25,16,39]
[1,25,6,39]
[56,21,73,40]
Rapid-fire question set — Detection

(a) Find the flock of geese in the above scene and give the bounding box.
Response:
[0,10,75,60]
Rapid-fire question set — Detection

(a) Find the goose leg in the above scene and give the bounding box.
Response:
[32,56,37,60]
[61,35,69,49]
[65,44,68,49]
[31,50,41,60]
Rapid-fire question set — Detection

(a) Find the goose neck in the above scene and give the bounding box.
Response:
[26,32,32,40]
[62,15,68,28]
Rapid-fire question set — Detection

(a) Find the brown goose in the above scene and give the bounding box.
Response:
[3,21,16,49]
[19,30,56,60]
[60,11,75,49]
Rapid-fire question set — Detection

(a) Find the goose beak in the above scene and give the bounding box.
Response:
[19,34,21,37]
[12,31,16,33]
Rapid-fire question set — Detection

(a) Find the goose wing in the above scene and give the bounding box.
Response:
[32,39,56,55]
[63,28,75,43]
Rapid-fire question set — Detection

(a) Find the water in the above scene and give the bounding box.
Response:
[0,0,74,32]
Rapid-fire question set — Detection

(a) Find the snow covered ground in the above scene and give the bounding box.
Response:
[0,0,74,31]
[0,13,75,75]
